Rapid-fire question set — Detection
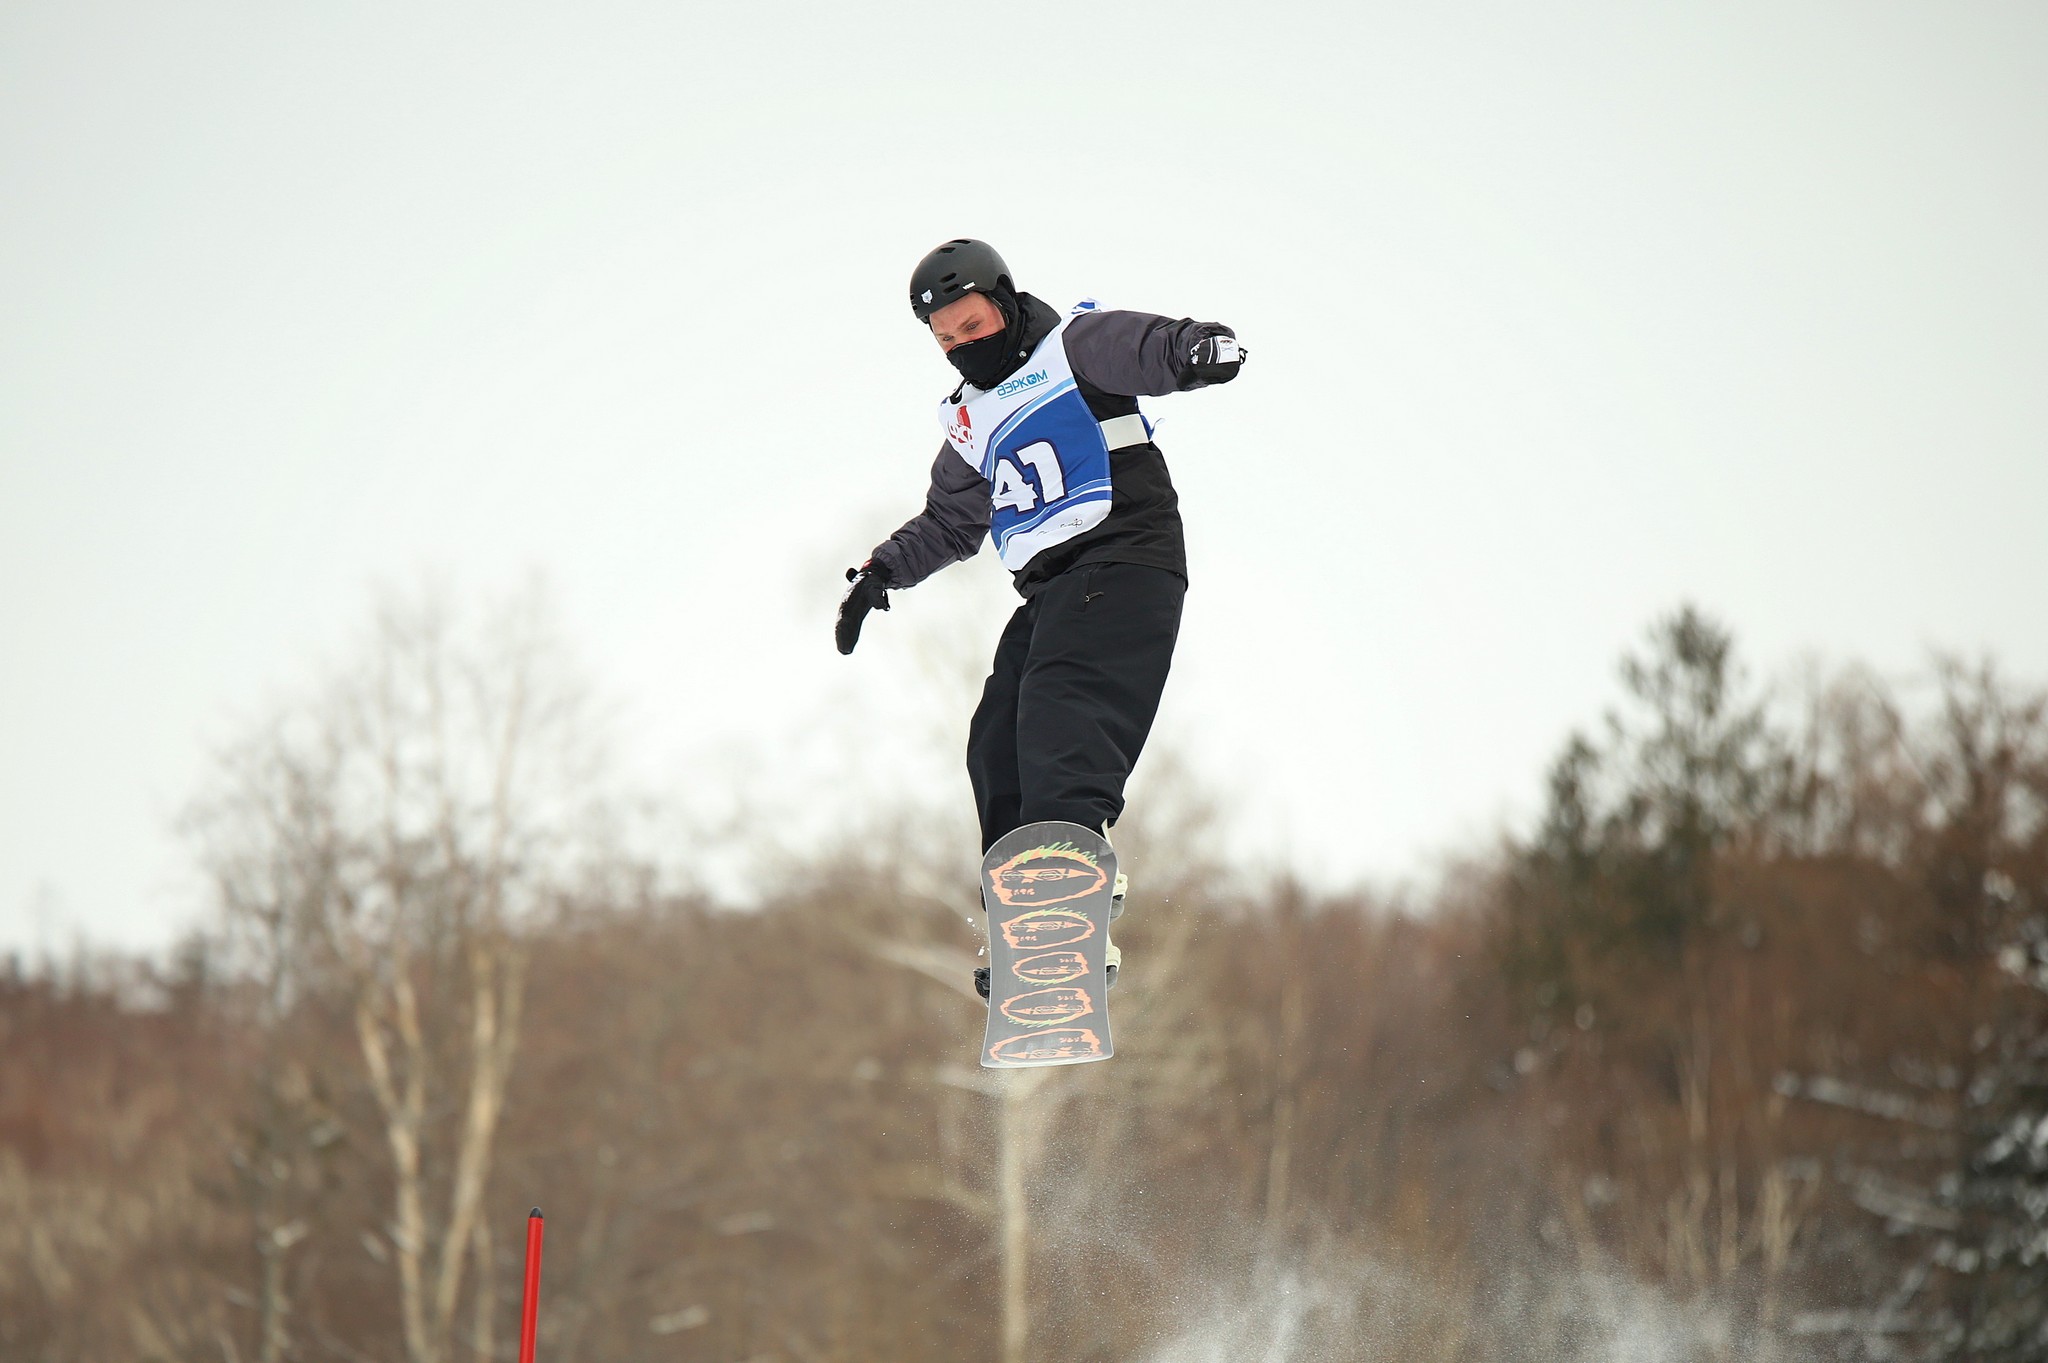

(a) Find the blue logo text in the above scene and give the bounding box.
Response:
[996,369,1049,399]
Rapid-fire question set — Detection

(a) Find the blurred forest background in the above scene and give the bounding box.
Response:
[4,590,2045,1363]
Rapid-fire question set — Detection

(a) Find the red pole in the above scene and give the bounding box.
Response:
[518,1208,545,1363]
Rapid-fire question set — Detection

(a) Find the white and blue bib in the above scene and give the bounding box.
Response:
[939,300,1151,573]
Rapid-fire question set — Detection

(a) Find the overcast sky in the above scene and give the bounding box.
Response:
[4,1,2045,954]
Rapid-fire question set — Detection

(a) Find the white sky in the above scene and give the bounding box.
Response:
[3,1,2045,954]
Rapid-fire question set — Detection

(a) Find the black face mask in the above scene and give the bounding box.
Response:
[945,330,1016,390]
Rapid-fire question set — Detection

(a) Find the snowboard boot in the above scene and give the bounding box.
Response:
[1104,822,1128,921]
[1103,822,1126,984]
[975,966,990,1001]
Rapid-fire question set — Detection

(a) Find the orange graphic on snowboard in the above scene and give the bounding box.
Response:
[999,910,1096,950]
[987,844,1108,907]
[999,986,1096,1029]
[1012,950,1090,985]
[988,1028,1106,1065]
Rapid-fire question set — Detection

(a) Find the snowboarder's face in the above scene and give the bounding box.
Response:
[927,292,1004,353]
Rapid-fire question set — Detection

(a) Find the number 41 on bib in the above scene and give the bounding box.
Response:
[990,441,1066,512]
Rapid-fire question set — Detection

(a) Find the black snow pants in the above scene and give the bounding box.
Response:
[966,562,1186,853]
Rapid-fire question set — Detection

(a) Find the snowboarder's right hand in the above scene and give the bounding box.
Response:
[835,561,892,655]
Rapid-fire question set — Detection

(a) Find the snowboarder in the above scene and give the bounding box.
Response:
[836,238,1246,996]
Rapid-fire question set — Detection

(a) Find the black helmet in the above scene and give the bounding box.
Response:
[909,239,1012,321]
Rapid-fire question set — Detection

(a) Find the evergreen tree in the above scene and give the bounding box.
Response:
[1947,971,2048,1359]
[1925,663,2048,1359]
[1510,605,1786,996]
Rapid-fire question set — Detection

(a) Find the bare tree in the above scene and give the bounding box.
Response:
[194,585,606,1363]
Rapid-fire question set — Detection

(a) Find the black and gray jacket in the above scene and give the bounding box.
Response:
[869,291,1237,598]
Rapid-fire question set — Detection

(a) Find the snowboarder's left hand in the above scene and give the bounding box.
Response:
[1184,331,1247,388]
[835,561,892,655]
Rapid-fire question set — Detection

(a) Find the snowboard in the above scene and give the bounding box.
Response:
[979,820,1118,1069]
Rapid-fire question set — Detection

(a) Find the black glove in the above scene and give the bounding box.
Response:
[1184,331,1247,388]
[835,560,892,655]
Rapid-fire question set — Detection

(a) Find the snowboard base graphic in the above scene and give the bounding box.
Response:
[979,821,1117,1069]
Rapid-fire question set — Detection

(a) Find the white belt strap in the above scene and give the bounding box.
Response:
[1099,413,1150,450]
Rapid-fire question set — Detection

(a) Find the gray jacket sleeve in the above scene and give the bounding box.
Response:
[868,442,991,587]
[1063,308,1238,396]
